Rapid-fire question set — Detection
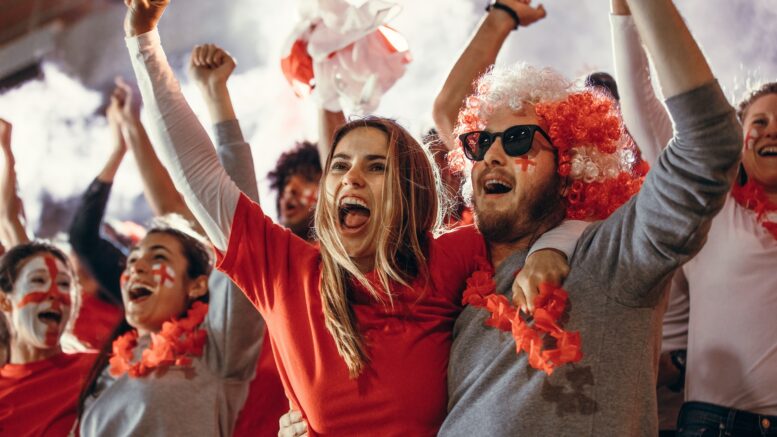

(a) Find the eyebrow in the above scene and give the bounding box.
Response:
[332,153,387,161]
[128,245,173,256]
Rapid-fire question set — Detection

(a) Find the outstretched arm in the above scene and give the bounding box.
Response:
[68,100,130,304]
[625,0,713,98]
[609,0,673,165]
[580,0,741,307]
[0,119,29,247]
[317,108,346,164]
[111,78,201,232]
[188,43,260,201]
[432,1,547,149]
[124,0,239,251]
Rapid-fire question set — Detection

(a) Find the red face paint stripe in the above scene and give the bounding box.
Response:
[16,256,72,309]
[514,157,537,171]
[151,264,174,288]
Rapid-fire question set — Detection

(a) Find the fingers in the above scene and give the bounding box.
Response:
[191,44,233,69]
[511,278,528,313]
[278,410,308,437]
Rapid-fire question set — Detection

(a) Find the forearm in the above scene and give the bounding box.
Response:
[126,29,239,250]
[0,150,28,245]
[610,14,673,166]
[123,118,190,217]
[199,83,237,124]
[96,148,126,183]
[317,109,346,164]
[626,0,713,98]
[433,12,513,148]
[214,119,260,203]
[0,216,29,247]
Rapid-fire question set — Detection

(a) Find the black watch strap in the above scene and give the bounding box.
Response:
[486,3,520,30]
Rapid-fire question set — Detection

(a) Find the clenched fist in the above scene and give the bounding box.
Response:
[124,0,171,37]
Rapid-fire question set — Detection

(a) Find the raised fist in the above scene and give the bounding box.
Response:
[124,0,171,37]
[188,44,237,92]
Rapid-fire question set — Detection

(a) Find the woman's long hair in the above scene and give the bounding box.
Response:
[314,117,442,377]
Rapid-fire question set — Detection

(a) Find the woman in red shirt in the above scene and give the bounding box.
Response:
[0,241,95,436]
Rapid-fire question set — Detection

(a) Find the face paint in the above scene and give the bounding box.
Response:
[514,157,537,172]
[9,255,72,349]
[151,263,176,289]
[745,127,760,151]
[16,258,72,310]
[299,188,318,209]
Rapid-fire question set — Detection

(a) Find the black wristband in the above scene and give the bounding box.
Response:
[486,2,520,30]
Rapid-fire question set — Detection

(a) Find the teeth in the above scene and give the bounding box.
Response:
[339,196,368,209]
[759,146,777,155]
[485,179,512,189]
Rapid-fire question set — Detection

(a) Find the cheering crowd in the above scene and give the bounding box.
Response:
[0,0,775,436]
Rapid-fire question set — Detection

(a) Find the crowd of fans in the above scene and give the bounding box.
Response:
[0,0,774,436]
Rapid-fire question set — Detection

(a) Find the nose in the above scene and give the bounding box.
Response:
[342,166,366,187]
[281,184,298,201]
[482,137,507,167]
[766,118,777,138]
[129,256,150,275]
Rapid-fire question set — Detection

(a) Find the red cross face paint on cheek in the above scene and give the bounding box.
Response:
[745,128,760,151]
[514,157,537,172]
[10,255,72,349]
[151,264,176,289]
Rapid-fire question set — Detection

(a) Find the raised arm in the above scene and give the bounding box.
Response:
[111,78,202,231]
[124,0,239,251]
[432,1,547,149]
[609,0,672,165]
[580,0,741,307]
[187,43,260,201]
[68,102,130,304]
[317,108,346,164]
[625,0,713,98]
[0,119,29,247]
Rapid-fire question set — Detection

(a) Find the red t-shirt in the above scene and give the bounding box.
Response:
[233,336,288,437]
[217,194,487,436]
[0,352,96,436]
[73,293,123,349]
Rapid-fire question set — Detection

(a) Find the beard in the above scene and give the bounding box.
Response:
[474,173,566,244]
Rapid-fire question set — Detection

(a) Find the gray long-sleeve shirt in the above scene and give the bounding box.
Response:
[440,81,742,436]
[80,120,265,437]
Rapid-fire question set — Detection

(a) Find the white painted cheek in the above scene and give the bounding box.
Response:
[152,263,176,289]
[745,128,760,151]
[12,304,50,348]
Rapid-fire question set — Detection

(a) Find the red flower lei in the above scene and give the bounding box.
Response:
[732,179,777,241]
[109,301,209,378]
[462,258,583,375]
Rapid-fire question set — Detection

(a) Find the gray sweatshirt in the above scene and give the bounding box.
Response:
[80,121,265,437]
[439,82,742,436]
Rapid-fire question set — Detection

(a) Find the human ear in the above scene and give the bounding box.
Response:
[186,275,209,300]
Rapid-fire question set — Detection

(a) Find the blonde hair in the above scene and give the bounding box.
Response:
[314,117,441,377]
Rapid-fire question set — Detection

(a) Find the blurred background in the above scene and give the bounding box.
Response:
[0,0,775,236]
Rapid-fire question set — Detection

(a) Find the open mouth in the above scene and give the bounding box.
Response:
[757,145,777,157]
[483,178,514,195]
[37,310,62,324]
[338,196,371,231]
[128,285,153,302]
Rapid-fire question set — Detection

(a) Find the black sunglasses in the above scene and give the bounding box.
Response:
[459,124,553,161]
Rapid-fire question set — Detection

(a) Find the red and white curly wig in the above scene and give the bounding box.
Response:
[452,63,648,220]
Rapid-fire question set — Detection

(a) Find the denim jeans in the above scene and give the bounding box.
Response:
[677,402,777,437]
